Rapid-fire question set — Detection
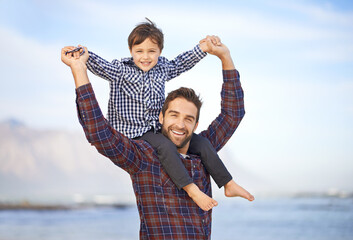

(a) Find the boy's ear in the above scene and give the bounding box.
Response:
[159,112,163,124]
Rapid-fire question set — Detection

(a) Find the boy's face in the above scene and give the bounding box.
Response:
[130,38,161,72]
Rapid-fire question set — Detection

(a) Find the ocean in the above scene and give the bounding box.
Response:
[0,197,352,240]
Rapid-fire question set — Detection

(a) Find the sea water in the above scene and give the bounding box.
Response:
[0,197,352,240]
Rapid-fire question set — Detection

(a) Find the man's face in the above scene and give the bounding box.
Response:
[159,97,199,154]
[130,37,161,72]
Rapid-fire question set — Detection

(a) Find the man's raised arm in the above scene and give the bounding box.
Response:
[61,46,146,175]
[199,38,245,151]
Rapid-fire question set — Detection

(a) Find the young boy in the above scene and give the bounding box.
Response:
[68,19,253,211]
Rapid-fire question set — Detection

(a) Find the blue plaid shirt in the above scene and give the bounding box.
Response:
[86,45,207,138]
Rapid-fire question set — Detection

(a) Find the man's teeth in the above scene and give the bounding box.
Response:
[172,130,184,135]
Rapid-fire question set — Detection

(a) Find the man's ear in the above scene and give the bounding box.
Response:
[193,121,199,133]
[159,112,163,124]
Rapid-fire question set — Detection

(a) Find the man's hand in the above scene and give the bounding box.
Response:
[199,36,234,70]
[61,45,89,69]
[61,45,90,88]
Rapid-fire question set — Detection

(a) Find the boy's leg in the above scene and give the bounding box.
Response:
[189,134,254,201]
[189,133,233,188]
[140,131,193,189]
[141,131,219,210]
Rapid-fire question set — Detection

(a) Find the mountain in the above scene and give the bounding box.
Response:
[0,119,277,205]
[0,119,134,204]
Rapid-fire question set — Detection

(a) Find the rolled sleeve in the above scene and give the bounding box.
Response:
[193,44,208,59]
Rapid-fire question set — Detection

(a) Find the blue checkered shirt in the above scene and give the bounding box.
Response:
[86,45,207,138]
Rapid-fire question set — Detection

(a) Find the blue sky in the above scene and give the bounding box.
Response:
[1,0,352,194]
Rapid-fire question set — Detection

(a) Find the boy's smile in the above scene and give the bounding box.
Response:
[130,38,161,72]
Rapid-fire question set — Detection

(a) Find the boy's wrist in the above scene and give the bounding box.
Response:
[195,44,207,59]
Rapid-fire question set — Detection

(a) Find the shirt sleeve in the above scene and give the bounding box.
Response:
[199,69,245,152]
[86,51,123,82]
[75,83,148,175]
[166,44,207,81]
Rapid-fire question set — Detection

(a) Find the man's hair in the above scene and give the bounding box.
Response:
[162,87,203,122]
[128,18,164,51]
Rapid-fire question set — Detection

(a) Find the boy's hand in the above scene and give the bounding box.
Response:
[200,36,234,69]
[199,36,230,58]
[61,45,89,69]
[199,35,221,53]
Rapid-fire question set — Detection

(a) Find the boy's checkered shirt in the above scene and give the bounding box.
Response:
[86,45,207,138]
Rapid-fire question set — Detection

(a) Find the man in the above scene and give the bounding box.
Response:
[61,36,253,239]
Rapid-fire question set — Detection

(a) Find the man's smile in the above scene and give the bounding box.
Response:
[171,129,185,136]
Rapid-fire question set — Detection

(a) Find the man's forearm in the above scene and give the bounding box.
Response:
[220,52,235,70]
[71,63,90,88]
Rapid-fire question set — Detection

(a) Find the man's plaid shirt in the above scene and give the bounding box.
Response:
[86,45,207,138]
[76,69,244,239]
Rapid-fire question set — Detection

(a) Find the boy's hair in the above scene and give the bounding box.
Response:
[162,87,203,122]
[128,18,164,51]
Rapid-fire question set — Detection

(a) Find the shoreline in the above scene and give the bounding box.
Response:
[0,201,133,211]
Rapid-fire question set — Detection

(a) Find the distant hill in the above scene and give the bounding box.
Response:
[0,119,134,204]
[0,119,277,205]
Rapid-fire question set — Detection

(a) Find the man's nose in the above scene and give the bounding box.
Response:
[175,119,185,128]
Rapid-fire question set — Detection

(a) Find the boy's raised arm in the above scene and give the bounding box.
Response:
[166,35,225,81]
[86,49,124,82]
[166,43,207,80]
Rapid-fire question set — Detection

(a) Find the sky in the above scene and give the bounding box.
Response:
[0,0,353,195]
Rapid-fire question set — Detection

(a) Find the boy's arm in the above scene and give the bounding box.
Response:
[166,44,207,80]
[166,35,222,80]
[199,41,245,151]
[61,46,147,174]
[86,50,123,82]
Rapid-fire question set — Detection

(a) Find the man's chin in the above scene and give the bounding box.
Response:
[169,136,186,149]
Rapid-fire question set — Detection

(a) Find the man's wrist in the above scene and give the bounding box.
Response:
[219,53,235,70]
[70,62,87,72]
[70,63,90,88]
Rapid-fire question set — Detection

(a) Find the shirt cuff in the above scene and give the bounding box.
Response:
[76,83,94,102]
[222,69,239,82]
[193,44,208,59]
[86,51,97,65]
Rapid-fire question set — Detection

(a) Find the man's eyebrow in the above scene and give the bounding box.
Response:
[167,110,179,115]
[167,110,195,120]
